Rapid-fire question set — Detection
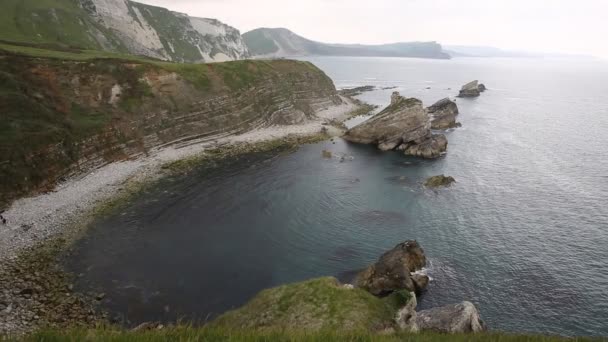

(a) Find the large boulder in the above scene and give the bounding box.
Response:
[458,80,481,97]
[344,92,447,158]
[355,241,427,296]
[416,301,486,333]
[427,98,461,129]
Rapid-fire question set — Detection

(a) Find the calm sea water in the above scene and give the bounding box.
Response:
[66,57,608,336]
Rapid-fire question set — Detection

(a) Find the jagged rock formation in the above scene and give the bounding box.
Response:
[344,92,448,158]
[0,0,249,63]
[424,175,456,188]
[355,241,428,296]
[458,80,486,97]
[427,98,461,129]
[416,302,486,333]
[0,52,341,205]
[243,28,451,59]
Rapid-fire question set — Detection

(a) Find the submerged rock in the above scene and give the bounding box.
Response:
[458,80,481,97]
[416,301,486,333]
[344,92,447,158]
[355,240,426,296]
[322,150,332,158]
[424,175,456,188]
[427,98,461,129]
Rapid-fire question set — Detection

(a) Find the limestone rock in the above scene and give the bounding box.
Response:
[400,134,447,159]
[416,301,486,333]
[344,92,447,159]
[424,175,456,188]
[355,241,426,296]
[427,98,461,129]
[478,83,487,92]
[458,80,481,97]
[395,292,419,332]
[411,274,430,293]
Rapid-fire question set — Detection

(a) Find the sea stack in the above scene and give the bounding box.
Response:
[427,98,461,129]
[344,92,447,158]
[458,80,486,97]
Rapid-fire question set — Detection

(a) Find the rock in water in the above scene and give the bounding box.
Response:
[400,134,448,159]
[416,301,486,333]
[427,98,461,129]
[356,241,426,296]
[424,175,456,188]
[478,83,487,92]
[411,273,430,293]
[458,80,481,97]
[344,92,447,158]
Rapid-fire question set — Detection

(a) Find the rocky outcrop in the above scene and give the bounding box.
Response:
[355,241,427,296]
[344,92,447,158]
[399,134,448,159]
[427,98,461,129]
[416,301,486,333]
[424,175,456,188]
[395,292,419,332]
[0,54,341,206]
[458,80,487,97]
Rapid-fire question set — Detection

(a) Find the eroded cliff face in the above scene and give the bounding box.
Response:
[0,53,340,205]
[0,0,249,63]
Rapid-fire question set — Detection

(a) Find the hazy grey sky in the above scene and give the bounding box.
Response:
[136,0,608,58]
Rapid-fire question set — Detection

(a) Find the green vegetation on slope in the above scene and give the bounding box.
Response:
[212,277,407,332]
[20,277,602,341]
[27,328,600,342]
[0,42,334,207]
[0,0,124,51]
[242,29,280,55]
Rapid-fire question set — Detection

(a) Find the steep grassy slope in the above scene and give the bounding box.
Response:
[0,43,339,207]
[0,0,249,63]
[0,0,125,51]
[243,28,450,59]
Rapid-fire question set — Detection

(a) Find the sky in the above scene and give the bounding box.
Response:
[136,0,608,58]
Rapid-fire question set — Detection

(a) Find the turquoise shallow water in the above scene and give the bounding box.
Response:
[67,56,608,336]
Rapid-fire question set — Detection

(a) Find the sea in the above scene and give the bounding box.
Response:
[66,56,608,337]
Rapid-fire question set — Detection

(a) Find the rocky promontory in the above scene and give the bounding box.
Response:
[212,240,486,335]
[344,92,448,158]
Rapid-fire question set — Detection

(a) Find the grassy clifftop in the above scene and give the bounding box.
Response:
[0,42,337,207]
[26,277,598,341]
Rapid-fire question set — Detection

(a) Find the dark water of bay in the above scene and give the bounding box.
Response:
[66,56,608,337]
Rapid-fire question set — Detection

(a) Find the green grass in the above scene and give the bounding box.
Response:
[210,277,400,332]
[0,0,121,51]
[26,327,601,342]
